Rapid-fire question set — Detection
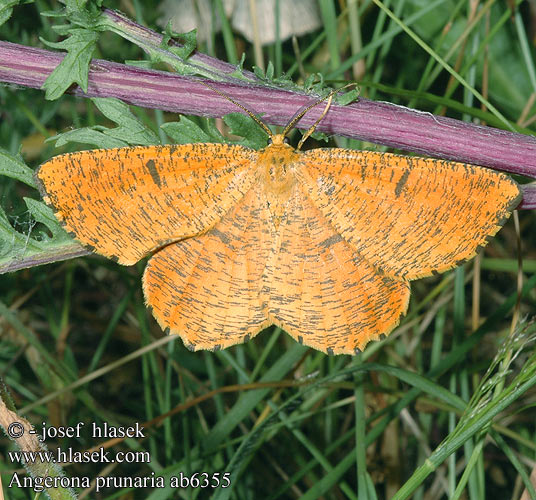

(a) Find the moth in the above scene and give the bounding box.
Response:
[36,86,521,355]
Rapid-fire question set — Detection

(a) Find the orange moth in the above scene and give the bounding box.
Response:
[36,87,521,355]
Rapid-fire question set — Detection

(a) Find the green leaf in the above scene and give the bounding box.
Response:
[51,98,159,149]
[336,87,360,106]
[265,61,274,81]
[161,117,213,144]
[0,153,83,273]
[0,205,42,259]
[272,71,295,89]
[0,0,19,26]
[93,98,160,146]
[303,74,316,89]
[307,130,330,143]
[304,72,324,91]
[222,112,269,149]
[69,9,104,29]
[0,149,36,187]
[41,28,99,100]
[65,0,89,10]
[204,119,228,142]
[163,113,268,149]
[229,52,247,79]
[163,25,197,60]
[51,128,128,149]
[40,9,71,19]
[24,198,69,241]
[0,191,72,269]
[253,65,265,80]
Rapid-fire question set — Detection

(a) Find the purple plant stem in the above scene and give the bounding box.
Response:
[0,39,535,209]
[0,245,90,274]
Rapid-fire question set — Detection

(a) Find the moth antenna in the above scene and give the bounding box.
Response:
[286,83,356,150]
[197,79,356,147]
[297,94,334,150]
[197,80,274,138]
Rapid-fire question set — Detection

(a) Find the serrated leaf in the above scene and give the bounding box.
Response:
[0,149,36,187]
[92,98,160,146]
[163,25,198,60]
[161,117,212,144]
[0,0,19,26]
[336,87,360,106]
[223,113,268,149]
[50,128,128,149]
[69,10,101,28]
[23,198,69,241]
[48,98,158,150]
[41,28,99,100]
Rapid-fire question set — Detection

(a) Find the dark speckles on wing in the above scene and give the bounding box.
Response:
[146,159,161,187]
[266,185,410,355]
[298,148,520,281]
[319,234,344,248]
[142,185,272,351]
[211,228,232,245]
[38,133,521,356]
[394,169,410,197]
[35,144,257,265]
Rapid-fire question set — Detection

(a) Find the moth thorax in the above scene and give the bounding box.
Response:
[258,144,298,196]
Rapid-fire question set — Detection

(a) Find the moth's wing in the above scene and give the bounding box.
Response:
[266,186,410,355]
[143,185,272,351]
[297,150,521,280]
[36,144,257,264]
